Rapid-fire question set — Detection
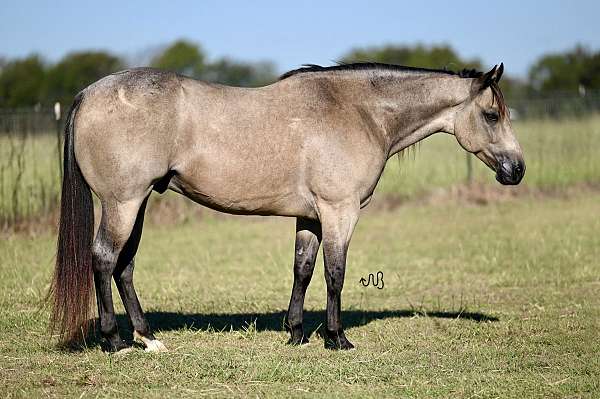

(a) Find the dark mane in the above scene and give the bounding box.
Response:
[279,62,507,118]
[279,62,483,80]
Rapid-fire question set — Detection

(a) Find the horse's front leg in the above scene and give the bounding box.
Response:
[286,217,322,345]
[319,200,359,350]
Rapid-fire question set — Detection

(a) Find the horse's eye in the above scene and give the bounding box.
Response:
[484,111,499,123]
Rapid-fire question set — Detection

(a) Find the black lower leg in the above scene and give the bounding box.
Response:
[323,242,354,350]
[93,268,127,351]
[286,218,321,345]
[92,223,128,352]
[323,293,353,350]
[114,259,153,340]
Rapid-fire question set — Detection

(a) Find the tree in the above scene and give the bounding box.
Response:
[340,44,481,71]
[528,46,589,94]
[581,52,600,90]
[527,45,600,94]
[150,40,205,77]
[201,58,276,87]
[0,55,46,107]
[44,51,124,105]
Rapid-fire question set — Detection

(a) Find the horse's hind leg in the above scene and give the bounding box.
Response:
[286,218,321,345]
[93,197,147,352]
[113,197,167,352]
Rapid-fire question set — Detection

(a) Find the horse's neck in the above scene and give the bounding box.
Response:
[335,73,471,158]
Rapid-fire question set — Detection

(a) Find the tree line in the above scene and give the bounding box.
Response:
[0,40,599,108]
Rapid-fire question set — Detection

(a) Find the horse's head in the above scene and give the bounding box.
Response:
[454,64,525,185]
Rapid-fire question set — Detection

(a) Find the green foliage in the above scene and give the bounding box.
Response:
[0,55,46,107]
[44,51,124,105]
[150,39,205,77]
[201,58,276,87]
[529,45,600,94]
[341,43,482,70]
[497,75,531,103]
[147,40,277,86]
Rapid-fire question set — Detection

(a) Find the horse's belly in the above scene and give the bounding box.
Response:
[168,171,315,218]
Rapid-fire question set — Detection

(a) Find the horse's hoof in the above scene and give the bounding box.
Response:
[286,323,309,346]
[144,339,168,353]
[323,329,355,350]
[324,340,355,350]
[287,335,310,346]
[134,331,168,352]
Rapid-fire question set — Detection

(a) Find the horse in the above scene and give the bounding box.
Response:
[49,62,525,352]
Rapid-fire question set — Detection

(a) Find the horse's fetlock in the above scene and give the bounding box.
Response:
[99,319,118,337]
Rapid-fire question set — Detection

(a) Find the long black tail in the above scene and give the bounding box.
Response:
[49,93,95,345]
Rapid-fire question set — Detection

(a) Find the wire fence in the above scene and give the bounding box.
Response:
[509,90,600,120]
[0,106,63,227]
[1,91,600,227]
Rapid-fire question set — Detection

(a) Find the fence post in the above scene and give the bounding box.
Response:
[54,102,62,179]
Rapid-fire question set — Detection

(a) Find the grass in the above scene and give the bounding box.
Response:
[0,132,61,224]
[1,193,599,397]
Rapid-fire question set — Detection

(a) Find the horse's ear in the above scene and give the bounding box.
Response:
[496,62,504,82]
[475,64,503,91]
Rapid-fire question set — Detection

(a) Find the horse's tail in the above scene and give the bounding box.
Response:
[49,92,95,345]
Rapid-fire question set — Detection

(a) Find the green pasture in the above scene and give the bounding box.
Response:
[1,193,599,397]
[0,132,61,224]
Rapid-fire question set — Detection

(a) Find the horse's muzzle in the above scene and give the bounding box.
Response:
[495,156,525,185]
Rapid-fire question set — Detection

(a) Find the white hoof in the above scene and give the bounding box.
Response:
[134,331,168,352]
[144,339,168,353]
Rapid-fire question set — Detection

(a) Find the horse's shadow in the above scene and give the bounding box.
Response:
[84,308,498,351]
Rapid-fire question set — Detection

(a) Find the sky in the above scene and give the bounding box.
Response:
[1,0,599,78]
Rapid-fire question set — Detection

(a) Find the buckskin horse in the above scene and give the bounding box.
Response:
[49,62,525,352]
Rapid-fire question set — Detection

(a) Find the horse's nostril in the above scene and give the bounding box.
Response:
[515,161,525,176]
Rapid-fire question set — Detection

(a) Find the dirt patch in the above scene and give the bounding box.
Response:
[366,182,600,212]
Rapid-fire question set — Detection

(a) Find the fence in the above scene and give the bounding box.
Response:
[0,106,63,227]
[1,92,600,227]
[509,90,600,120]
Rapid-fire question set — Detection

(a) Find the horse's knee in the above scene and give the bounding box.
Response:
[294,237,318,280]
[294,254,315,283]
[92,239,120,274]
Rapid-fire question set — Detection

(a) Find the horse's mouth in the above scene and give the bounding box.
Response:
[474,150,497,172]
[475,150,525,185]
